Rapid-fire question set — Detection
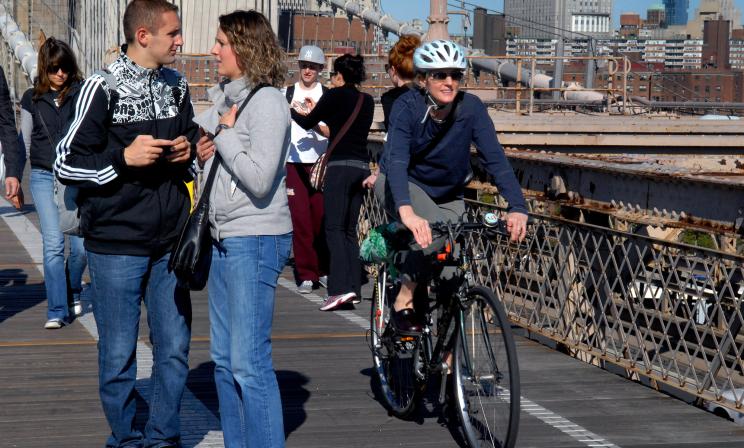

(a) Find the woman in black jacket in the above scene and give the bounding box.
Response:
[20,37,86,329]
[291,54,374,311]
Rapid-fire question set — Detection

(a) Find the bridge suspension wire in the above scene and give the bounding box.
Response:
[285,9,293,51]
[300,3,307,48]
[315,11,319,45]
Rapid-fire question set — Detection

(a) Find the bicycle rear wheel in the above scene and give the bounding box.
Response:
[369,264,421,418]
[453,286,520,448]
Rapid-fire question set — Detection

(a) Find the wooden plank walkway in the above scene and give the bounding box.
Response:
[1,185,744,447]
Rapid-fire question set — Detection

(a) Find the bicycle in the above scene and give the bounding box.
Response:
[367,212,521,448]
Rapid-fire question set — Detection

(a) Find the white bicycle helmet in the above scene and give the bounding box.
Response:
[414,40,467,71]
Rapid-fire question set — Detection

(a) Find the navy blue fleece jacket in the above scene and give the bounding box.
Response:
[380,89,527,214]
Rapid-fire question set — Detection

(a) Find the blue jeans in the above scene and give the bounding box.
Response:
[29,168,86,320]
[208,234,292,448]
[87,251,192,448]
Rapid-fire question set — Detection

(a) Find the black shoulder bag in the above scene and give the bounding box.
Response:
[168,83,268,290]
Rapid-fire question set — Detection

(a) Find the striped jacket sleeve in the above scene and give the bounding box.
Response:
[54,74,127,188]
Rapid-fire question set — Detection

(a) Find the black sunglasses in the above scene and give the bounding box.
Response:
[47,64,70,74]
[429,70,464,82]
[299,62,321,70]
[330,71,338,77]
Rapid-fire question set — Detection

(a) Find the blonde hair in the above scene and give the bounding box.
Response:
[219,10,286,88]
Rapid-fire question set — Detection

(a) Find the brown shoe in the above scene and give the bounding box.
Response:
[392,308,422,334]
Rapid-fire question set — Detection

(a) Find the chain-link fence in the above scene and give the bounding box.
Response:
[359,187,744,417]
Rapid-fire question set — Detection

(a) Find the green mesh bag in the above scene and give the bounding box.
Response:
[360,225,390,264]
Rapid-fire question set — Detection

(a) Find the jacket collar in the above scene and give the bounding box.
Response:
[118,44,160,81]
[222,77,251,106]
[207,76,255,112]
[35,81,81,108]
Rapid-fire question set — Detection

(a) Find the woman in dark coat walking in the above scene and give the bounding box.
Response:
[20,37,86,329]
[291,54,375,311]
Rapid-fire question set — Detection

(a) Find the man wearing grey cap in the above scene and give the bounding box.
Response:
[283,45,330,294]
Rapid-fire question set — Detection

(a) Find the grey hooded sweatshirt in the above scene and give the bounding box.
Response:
[194,78,292,240]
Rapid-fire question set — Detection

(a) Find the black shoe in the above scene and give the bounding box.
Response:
[392,308,422,334]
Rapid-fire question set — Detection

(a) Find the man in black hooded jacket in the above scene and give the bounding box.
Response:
[54,1,198,446]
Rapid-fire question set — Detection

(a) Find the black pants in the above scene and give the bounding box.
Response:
[323,163,370,296]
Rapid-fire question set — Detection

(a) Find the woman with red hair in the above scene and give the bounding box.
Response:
[381,34,422,130]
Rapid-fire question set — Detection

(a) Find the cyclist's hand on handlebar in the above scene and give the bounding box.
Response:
[506,211,528,243]
[399,205,432,248]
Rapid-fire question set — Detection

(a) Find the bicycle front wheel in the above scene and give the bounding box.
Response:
[453,286,520,448]
[369,264,421,418]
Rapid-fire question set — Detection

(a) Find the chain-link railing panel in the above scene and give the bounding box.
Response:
[358,190,744,415]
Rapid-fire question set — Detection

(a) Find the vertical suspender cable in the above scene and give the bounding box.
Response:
[287,9,292,52]
[300,4,306,48]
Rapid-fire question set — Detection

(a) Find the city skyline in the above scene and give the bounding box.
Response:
[380,0,744,31]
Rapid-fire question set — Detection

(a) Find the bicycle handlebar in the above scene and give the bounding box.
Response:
[387,212,515,242]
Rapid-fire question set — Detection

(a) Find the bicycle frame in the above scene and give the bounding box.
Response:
[416,223,486,393]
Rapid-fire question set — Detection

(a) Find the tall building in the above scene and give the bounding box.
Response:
[703,18,731,68]
[473,7,508,55]
[620,13,642,39]
[663,0,690,26]
[647,5,667,28]
[503,0,613,40]
[686,0,741,37]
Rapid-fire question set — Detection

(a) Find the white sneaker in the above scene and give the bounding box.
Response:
[319,292,356,311]
[44,318,66,330]
[318,275,328,288]
[297,280,313,294]
[71,300,83,317]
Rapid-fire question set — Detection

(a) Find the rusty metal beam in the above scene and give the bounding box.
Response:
[503,149,744,235]
[498,134,744,149]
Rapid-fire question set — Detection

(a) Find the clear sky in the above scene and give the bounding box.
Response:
[379,1,744,32]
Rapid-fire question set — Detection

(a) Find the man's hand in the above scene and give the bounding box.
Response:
[5,177,23,210]
[165,135,191,164]
[196,131,216,168]
[123,135,170,167]
[505,211,528,243]
[303,97,317,112]
[5,176,20,199]
[399,205,432,248]
[315,123,330,138]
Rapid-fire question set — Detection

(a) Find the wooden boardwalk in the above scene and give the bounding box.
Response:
[1,191,744,447]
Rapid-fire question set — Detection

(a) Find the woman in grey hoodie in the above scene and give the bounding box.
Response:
[194,10,291,448]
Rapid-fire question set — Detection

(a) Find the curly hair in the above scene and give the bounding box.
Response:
[34,37,82,104]
[219,10,286,88]
[388,35,421,80]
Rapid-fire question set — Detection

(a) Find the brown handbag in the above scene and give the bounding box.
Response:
[309,92,365,190]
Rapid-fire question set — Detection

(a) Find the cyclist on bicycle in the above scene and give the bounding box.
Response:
[368,39,529,334]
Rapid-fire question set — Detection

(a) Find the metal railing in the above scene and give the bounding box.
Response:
[359,187,744,416]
